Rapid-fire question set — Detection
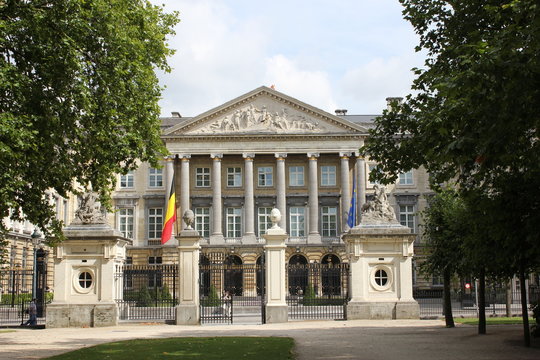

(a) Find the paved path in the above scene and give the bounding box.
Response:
[1,320,539,359]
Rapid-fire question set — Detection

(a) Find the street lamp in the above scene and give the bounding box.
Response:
[30,228,42,300]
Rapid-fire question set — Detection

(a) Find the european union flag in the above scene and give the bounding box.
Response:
[347,174,356,228]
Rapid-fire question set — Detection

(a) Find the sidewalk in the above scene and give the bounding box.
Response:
[1,320,539,360]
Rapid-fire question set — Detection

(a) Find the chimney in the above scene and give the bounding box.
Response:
[171,112,182,118]
[385,97,403,111]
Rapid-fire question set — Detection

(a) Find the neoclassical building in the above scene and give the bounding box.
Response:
[111,86,432,285]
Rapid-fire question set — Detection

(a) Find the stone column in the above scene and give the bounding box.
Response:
[164,156,178,246]
[180,154,191,230]
[307,153,320,243]
[176,227,201,325]
[340,152,352,232]
[355,152,366,222]
[243,153,256,242]
[210,154,223,243]
[275,153,287,229]
[263,209,288,323]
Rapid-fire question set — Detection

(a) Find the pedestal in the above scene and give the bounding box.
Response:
[343,223,419,320]
[46,223,130,328]
[263,228,288,324]
[175,229,201,325]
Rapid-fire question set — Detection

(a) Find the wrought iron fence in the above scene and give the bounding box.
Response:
[286,263,349,320]
[414,283,539,319]
[115,264,178,321]
[0,268,50,327]
[200,252,265,324]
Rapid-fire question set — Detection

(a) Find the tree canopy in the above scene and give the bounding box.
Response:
[362,0,540,268]
[361,0,539,344]
[0,0,179,244]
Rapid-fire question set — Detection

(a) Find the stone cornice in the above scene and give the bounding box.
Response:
[162,133,366,142]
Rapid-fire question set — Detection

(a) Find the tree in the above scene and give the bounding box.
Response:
[0,0,179,249]
[361,0,540,346]
[419,188,466,328]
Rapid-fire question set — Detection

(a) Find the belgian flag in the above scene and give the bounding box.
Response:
[161,175,176,244]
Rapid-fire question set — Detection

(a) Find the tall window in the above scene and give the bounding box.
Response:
[289,166,305,186]
[195,207,210,238]
[399,170,413,185]
[368,164,381,185]
[399,205,415,230]
[258,207,272,236]
[226,208,242,238]
[118,208,134,238]
[148,168,163,188]
[196,167,211,187]
[258,167,273,187]
[148,208,163,239]
[321,206,338,236]
[227,167,242,187]
[120,171,134,188]
[290,207,305,237]
[321,166,336,186]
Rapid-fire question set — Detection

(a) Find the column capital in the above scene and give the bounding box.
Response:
[339,151,353,159]
[179,154,191,160]
[211,153,223,160]
[307,152,320,160]
[354,151,365,160]
[275,153,287,160]
[242,153,255,160]
[164,155,175,161]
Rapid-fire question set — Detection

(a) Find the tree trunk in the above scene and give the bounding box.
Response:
[506,279,513,318]
[478,269,486,334]
[443,268,455,327]
[519,268,530,347]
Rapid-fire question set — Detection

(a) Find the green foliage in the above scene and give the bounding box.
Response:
[531,302,540,338]
[0,291,53,305]
[44,337,296,360]
[419,188,468,277]
[202,285,220,307]
[0,0,179,248]
[302,283,316,306]
[136,286,152,307]
[361,0,540,280]
[160,283,172,302]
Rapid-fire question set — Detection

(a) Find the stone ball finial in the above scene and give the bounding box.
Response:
[270,208,281,229]
[183,209,195,230]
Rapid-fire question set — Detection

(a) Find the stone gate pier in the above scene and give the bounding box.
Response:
[46,192,130,328]
[344,185,419,319]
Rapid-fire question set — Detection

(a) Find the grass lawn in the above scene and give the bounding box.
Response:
[454,317,533,325]
[44,337,295,360]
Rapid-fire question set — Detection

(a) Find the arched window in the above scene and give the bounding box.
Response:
[224,255,243,296]
[288,254,308,295]
[321,254,341,295]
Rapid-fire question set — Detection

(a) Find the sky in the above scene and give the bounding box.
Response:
[152,0,425,117]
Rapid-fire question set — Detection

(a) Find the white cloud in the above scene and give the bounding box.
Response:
[263,55,338,114]
[339,55,423,114]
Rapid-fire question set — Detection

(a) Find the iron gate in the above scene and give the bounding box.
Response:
[286,262,349,320]
[200,252,265,324]
[115,264,178,321]
[0,248,49,327]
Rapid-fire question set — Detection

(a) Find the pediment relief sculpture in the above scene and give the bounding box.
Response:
[191,105,328,134]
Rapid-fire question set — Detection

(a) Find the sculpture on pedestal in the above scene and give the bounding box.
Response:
[183,209,195,230]
[73,191,106,224]
[360,185,399,224]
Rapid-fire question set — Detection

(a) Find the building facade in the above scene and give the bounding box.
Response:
[110,86,433,287]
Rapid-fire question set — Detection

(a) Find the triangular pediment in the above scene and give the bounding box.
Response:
[163,86,367,136]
